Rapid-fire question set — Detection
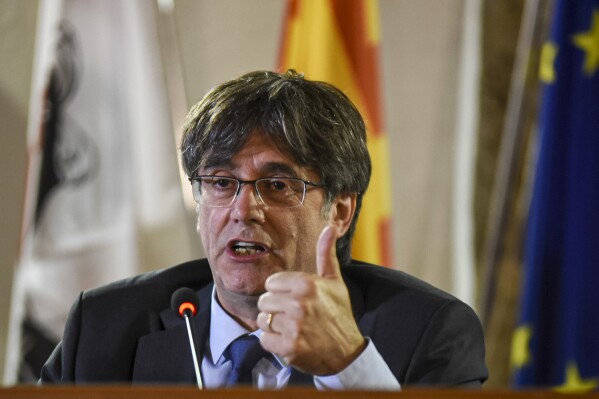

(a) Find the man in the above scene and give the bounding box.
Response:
[40,70,488,389]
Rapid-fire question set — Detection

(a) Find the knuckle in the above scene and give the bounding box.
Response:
[256,293,269,310]
[289,299,308,319]
[264,273,279,289]
[295,275,318,296]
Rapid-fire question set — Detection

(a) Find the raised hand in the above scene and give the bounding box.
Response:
[256,224,366,375]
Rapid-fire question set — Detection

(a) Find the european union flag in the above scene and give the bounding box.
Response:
[511,0,599,391]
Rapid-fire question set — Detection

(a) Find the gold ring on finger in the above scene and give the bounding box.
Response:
[266,312,274,332]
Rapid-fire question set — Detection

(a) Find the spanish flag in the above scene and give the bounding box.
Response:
[278,0,393,266]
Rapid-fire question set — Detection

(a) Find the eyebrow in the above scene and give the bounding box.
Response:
[201,161,301,177]
[260,162,299,176]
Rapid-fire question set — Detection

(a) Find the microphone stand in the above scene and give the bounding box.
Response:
[182,311,203,389]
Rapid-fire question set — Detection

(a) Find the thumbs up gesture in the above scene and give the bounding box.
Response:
[257,225,366,375]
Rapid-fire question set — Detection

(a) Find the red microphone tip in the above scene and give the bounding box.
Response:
[178,302,197,317]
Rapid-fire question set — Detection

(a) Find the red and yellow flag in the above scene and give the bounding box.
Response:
[278,0,393,266]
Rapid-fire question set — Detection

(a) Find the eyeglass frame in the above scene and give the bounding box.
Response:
[188,175,327,208]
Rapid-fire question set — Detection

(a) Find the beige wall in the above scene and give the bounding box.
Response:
[0,0,469,382]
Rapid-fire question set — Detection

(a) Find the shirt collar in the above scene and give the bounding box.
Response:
[209,287,251,363]
[208,287,286,368]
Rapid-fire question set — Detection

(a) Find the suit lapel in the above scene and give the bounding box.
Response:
[132,283,213,383]
[342,269,376,338]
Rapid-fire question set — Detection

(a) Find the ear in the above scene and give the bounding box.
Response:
[328,193,357,237]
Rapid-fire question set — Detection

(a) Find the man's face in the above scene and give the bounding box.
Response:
[196,131,333,304]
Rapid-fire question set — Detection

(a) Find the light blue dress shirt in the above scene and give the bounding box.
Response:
[200,288,400,390]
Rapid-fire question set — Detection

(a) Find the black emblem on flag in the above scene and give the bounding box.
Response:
[34,22,99,228]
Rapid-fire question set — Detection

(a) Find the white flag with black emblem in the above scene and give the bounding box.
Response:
[5,0,193,383]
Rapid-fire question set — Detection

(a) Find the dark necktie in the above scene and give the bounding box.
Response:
[226,334,270,386]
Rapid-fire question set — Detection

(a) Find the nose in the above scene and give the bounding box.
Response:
[230,183,265,224]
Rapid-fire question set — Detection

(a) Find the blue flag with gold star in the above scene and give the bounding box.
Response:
[511,0,599,392]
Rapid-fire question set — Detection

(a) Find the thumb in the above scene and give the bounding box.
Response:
[316,224,342,279]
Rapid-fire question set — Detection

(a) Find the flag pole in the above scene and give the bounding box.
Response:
[479,0,552,325]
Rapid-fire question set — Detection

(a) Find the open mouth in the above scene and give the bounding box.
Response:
[231,241,266,255]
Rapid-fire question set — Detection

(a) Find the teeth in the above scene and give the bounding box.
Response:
[233,241,264,255]
[235,247,260,255]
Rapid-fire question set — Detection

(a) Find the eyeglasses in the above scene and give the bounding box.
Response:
[189,175,326,208]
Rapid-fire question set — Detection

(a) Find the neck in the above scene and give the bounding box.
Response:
[215,289,260,331]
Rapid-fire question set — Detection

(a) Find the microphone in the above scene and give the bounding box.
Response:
[171,287,203,389]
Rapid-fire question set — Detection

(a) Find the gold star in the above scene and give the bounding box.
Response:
[554,362,599,393]
[511,325,533,369]
[572,9,599,76]
[539,41,558,83]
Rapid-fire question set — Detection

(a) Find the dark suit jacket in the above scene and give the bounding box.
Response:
[40,259,488,387]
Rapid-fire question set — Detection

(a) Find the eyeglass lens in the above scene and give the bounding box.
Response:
[192,177,307,208]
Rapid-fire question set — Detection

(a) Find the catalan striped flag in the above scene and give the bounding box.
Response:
[278,0,393,266]
[511,0,599,392]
